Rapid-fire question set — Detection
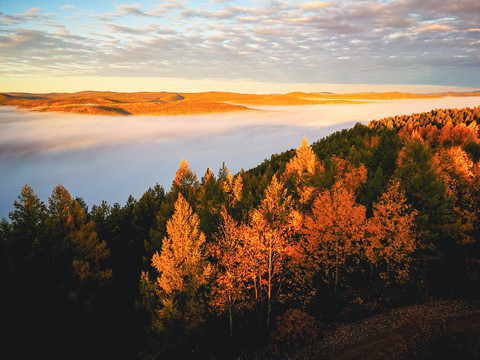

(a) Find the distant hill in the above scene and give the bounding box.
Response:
[1,90,479,116]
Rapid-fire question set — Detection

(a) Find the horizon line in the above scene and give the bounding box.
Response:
[0,77,478,95]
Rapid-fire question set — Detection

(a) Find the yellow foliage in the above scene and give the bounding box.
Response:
[152,193,210,296]
[283,137,324,205]
[365,181,417,283]
[301,181,366,290]
[330,156,367,193]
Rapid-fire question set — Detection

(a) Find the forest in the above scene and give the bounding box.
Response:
[2,106,480,359]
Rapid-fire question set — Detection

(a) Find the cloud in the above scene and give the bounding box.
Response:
[95,1,184,19]
[416,24,455,32]
[252,27,284,35]
[104,22,157,35]
[115,4,150,17]
[301,1,330,10]
[2,7,55,24]
[2,95,480,219]
[1,0,479,88]
[60,5,75,10]
[207,0,232,4]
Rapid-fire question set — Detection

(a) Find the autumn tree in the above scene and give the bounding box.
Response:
[148,160,199,271]
[46,185,112,316]
[329,155,368,194]
[197,165,243,240]
[246,176,300,329]
[283,136,324,208]
[209,209,250,340]
[302,181,366,293]
[221,167,243,209]
[366,181,417,284]
[172,158,199,205]
[139,193,211,353]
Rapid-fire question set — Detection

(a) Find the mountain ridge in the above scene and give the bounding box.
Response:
[1,90,479,116]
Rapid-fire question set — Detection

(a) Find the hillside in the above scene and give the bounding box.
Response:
[241,300,480,360]
[2,105,480,360]
[1,90,479,115]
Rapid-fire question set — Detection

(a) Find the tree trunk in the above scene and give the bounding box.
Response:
[254,276,262,331]
[229,306,233,341]
[334,248,339,294]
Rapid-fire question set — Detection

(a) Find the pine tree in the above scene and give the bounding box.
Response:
[8,185,47,278]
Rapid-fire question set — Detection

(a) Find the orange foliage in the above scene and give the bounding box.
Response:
[209,209,251,338]
[221,167,243,206]
[433,146,474,197]
[270,309,318,355]
[438,122,479,146]
[364,135,380,148]
[366,181,417,283]
[47,185,112,311]
[151,193,210,297]
[433,147,476,246]
[302,181,366,292]
[330,156,368,193]
[283,137,324,205]
[172,159,198,202]
[400,122,479,148]
[174,159,194,188]
[247,176,300,328]
[416,125,441,147]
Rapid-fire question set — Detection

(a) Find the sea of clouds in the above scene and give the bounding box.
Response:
[1,96,480,218]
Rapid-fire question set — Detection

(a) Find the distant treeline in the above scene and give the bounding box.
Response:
[1,106,480,359]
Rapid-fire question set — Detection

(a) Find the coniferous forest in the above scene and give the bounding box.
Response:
[2,106,480,359]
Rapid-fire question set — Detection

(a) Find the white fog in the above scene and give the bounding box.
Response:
[1,96,479,218]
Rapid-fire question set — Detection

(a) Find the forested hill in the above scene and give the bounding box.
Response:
[2,106,480,359]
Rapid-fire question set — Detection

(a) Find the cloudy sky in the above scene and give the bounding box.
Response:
[1,0,479,93]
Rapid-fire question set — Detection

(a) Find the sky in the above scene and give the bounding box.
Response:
[0,0,479,93]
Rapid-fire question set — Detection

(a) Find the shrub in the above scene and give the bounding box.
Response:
[270,309,319,355]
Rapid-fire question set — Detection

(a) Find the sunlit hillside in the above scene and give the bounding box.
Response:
[1,90,479,115]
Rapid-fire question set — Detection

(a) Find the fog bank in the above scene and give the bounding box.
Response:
[1,96,479,218]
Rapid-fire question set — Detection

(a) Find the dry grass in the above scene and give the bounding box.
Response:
[1,90,478,116]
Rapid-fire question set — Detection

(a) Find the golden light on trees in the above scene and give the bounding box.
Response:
[302,181,366,293]
[283,136,324,205]
[366,181,417,283]
[143,193,211,338]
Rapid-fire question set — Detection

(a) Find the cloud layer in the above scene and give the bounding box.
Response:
[1,95,480,218]
[0,0,479,89]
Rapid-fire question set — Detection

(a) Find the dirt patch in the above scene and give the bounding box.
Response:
[287,300,480,360]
